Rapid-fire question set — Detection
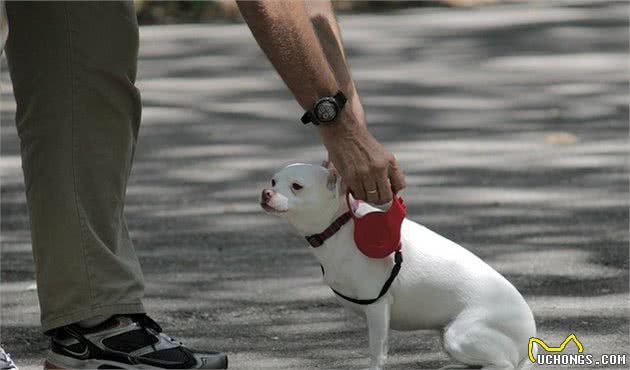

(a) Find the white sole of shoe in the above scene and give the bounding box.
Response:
[44,350,161,369]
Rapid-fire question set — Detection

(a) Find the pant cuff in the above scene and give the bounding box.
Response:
[42,301,145,333]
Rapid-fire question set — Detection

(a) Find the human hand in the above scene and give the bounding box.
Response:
[320,122,405,205]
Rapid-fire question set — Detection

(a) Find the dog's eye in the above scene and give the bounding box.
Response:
[271,179,276,187]
[292,183,303,191]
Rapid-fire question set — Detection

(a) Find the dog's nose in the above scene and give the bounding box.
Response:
[261,189,274,203]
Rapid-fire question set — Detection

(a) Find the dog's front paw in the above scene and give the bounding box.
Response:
[368,356,386,370]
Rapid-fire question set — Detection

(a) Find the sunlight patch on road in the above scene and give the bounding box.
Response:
[488,249,626,278]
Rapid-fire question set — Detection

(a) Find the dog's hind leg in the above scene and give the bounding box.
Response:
[442,313,520,370]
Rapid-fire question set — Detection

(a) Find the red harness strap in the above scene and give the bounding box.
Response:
[305,212,352,247]
[305,211,404,305]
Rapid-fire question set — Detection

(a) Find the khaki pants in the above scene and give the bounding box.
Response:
[4,1,145,332]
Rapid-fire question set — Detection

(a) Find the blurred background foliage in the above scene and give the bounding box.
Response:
[134,0,498,24]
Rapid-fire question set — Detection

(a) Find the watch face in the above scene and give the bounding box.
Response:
[315,99,338,122]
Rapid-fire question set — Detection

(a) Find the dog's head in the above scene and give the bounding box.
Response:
[260,163,344,235]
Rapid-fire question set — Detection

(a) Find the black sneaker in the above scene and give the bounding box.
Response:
[44,314,227,369]
[0,347,18,370]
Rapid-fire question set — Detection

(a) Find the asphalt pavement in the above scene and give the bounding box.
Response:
[1,1,628,369]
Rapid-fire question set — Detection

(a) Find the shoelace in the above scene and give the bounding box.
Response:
[0,349,18,370]
[133,314,183,347]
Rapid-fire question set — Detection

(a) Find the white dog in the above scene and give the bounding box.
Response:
[260,163,536,370]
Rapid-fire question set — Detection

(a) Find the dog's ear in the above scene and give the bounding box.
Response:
[326,168,343,198]
[326,168,338,191]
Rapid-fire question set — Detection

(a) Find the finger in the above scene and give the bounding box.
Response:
[364,180,379,205]
[339,176,348,193]
[349,177,366,201]
[375,174,392,205]
[325,153,339,171]
[388,161,406,194]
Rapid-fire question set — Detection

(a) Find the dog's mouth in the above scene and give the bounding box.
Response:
[260,203,287,214]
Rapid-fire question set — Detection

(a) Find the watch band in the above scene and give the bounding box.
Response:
[333,91,347,106]
[300,111,313,124]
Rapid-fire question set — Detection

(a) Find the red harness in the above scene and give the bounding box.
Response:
[304,194,406,305]
[347,193,406,258]
[305,193,406,256]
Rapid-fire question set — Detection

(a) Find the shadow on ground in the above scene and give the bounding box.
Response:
[1,1,628,369]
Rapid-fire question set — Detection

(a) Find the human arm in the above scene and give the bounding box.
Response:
[237,0,405,203]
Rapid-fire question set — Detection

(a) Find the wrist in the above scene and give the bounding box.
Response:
[317,96,366,140]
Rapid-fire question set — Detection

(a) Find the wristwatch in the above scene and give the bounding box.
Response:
[301,91,347,125]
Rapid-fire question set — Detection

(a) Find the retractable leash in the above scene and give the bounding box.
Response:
[305,192,407,305]
[346,192,406,258]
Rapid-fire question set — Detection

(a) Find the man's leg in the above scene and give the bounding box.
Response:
[5,1,145,332]
[5,3,228,368]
